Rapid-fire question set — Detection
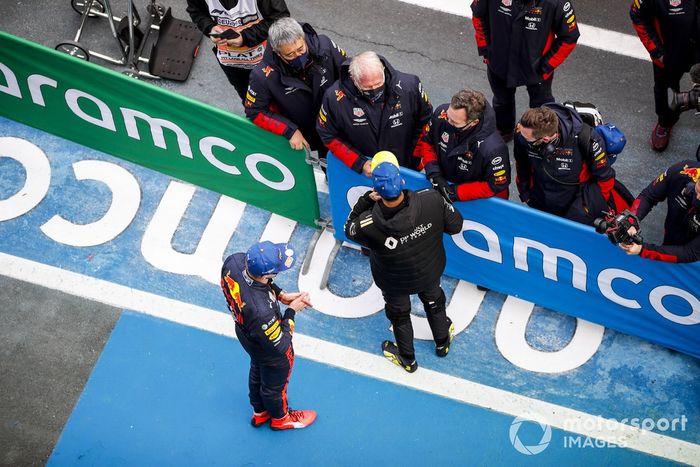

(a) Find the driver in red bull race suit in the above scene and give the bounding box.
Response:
[220,241,316,430]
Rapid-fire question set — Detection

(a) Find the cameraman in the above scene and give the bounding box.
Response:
[514,104,626,226]
[620,160,700,263]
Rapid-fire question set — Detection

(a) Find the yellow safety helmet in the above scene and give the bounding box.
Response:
[370,151,399,173]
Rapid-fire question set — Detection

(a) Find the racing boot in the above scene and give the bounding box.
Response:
[435,317,455,357]
[270,409,317,431]
[650,123,672,152]
[382,340,418,373]
[251,410,271,427]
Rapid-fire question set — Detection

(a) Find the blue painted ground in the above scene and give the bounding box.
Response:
[1,116,698,462]
[48,312,674,466]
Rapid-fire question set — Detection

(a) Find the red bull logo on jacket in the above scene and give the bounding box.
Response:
[680,164,700,183]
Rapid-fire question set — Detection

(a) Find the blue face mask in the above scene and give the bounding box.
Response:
[286,52,309,71]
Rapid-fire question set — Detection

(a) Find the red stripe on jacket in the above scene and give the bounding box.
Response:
[472,16,489,49]
[640,247,678,263]
[327,139,361,169]
[544,40,577,71]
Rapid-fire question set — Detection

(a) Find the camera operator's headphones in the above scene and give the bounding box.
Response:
[540,141,557,161]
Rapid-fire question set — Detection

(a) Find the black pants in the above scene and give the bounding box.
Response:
[653,64,685,128]
[382,281,449,361]
[247,348,293,419]
[215,50,252,102]
[487,68,554,134]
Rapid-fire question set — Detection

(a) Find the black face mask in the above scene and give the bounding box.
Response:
[445,121,469,135]
[361,86,385,104]
[528,137,557,160]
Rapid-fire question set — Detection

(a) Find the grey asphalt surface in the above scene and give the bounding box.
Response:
[0,0,699,463]
[0,276,120,466]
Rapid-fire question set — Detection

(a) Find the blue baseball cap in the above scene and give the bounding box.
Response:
[245,241,295,276]
[372,162,402,199]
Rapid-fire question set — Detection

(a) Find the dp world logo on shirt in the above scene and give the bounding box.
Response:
[509,417,552,455]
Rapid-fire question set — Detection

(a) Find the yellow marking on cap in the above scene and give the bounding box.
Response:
[370,151,399,173]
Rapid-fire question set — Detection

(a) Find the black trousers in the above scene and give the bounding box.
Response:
[382,281,449,361]
[247,348,293,419]
[487,68,554,134]
[214,48,252,102]
[653,64,686,128]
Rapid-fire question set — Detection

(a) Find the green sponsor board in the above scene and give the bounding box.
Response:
[0,32,320,227]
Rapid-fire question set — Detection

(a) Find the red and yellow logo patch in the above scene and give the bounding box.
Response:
[224,273,245,312]
[680,164,700,183]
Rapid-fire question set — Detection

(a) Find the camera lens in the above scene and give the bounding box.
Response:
[593,218,608,234]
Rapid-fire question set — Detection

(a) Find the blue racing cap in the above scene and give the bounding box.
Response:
[372,162,402,199]
[245,241,295,276]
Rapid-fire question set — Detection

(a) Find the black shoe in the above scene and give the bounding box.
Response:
[476,285,490,292]
[435,317,455,357]
[382,340,417,373]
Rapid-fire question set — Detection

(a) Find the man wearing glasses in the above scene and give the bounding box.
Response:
[513,104,622,225]
[317,51,433,176]
[245,17,346,159]
[418,89,511,203]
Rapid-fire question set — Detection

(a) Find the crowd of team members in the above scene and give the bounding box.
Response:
[196,0,700,428]
[187,0,700,265]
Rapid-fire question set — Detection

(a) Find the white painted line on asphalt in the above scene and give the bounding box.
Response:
[1,251,698,464]
[314,167,329,194]
[398,0,650,62]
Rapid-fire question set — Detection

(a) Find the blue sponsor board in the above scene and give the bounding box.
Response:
[326,154,700,359]
[1,117,699,457]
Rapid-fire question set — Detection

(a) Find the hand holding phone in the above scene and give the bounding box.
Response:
[210,29,240,40]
